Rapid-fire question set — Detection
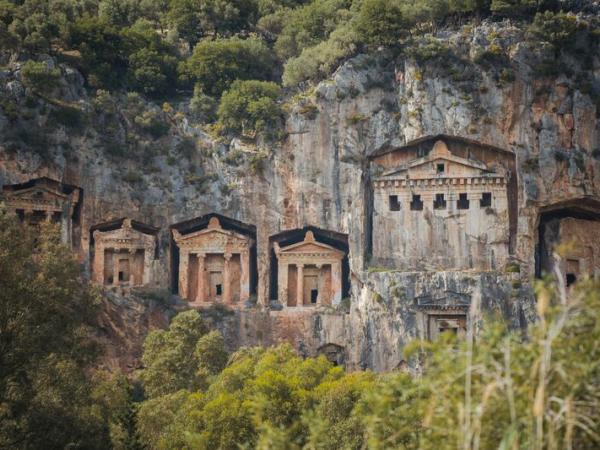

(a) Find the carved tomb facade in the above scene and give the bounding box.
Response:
[274,231,344,308]
[173,217,253,305]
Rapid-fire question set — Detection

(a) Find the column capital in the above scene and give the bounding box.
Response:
[224,253,233,261]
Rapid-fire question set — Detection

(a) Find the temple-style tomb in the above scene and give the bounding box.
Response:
[371,137,515,271]
[172,216,254,305]
[92,218,158,287]
[1,177,81,245]
[274,231,345,308]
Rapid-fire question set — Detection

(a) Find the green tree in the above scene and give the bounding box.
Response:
[217,79,282,138]
[167,0,259,45]
[354,0,408,48]
[140,310,231,398]
[0,207,108,449]
[272,0,352,60]
[20,60,61,93]
[181,36,273,97]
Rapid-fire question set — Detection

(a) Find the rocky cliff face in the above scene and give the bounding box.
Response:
[1,19,598,371]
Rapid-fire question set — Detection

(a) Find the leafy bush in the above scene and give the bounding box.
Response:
[530,10,587,51]
[282,23,358,86]
[217,80,283,138]
[189,84,217,122]
[272,0,352,60]
[180,37,274,97]
[139,310,228,398]
[167,0,259,45]
[354,0,407,48]
[20,60,61,93]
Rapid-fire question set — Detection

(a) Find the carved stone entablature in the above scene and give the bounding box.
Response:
[173,217,254,306]
[414,291,471,311]
[274,231,345,308]
[370,137,512,271]
[1,177,82,245]
[92,218,157,287]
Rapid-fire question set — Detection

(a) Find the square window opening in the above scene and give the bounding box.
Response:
[433,193,446,210]
[216,284,222,296]
[457,193,470,209]
[118,271,125,281]
[436,163,445,173]
[566,273,577,287]
[389,195,401,211]
[410,194,423,211]
[480,192,492,207]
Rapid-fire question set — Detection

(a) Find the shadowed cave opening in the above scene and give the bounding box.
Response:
[535,198,600,279]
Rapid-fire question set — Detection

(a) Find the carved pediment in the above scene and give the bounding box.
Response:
[276,231,345,259]
[4,186,70,206]
[173,217,252,252]
[380,140,492,179]
[94,219,156,249]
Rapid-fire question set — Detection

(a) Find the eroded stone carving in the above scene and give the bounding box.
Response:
[1,177,81,245]
[540,217,600,287]
[274,231,344,308]
[173,217,253,305]
[372,139,510,270]
[92,219,157,287]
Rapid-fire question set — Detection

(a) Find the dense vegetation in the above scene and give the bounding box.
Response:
[1,0,598,140]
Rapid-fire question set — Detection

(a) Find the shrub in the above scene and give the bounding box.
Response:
[189,84,217,122]
[180,37,274,97]
[530,10,587,51]
[354,0,407,48]
[217,80,282,138]
[282,23,358,86]
[20,60,60,93]
[272,0,352,60]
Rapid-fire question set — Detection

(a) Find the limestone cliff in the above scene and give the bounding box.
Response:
[1,19,598,371]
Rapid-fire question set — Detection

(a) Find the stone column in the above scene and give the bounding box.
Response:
[296,263,304,306]
[316,263,323,307]
[128,250,135,284]
[45,210,53,222]
[179,249,190,300]
[240,250,251,303]
[93,235,104,285]
[331,260,342,306]
[196,253,205,303]
[24,209,33,225]
[113,250,120,286]
[278,261,288,307]
[142,245,153,285]
[223,253,232,304]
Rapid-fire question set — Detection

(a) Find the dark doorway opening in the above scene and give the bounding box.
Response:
[310,289,318,304]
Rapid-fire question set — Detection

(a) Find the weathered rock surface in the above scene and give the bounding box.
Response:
[1,20,599,371]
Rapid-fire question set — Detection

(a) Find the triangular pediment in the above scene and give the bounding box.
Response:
[5,186,69,201]
[279,231,345,257]
[380,140,491,178]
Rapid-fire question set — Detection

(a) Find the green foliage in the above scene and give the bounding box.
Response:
[271,0,352,60]
[20,60,61,93]
[167,0,259,45]
[217,79,283,138]
[181,37,273,97]
[282,23,358,86]
[0,207,112,449]
[355,0,407,48]
[530,11,592,52]
[190,84,217,122]
[139,310,231,398]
